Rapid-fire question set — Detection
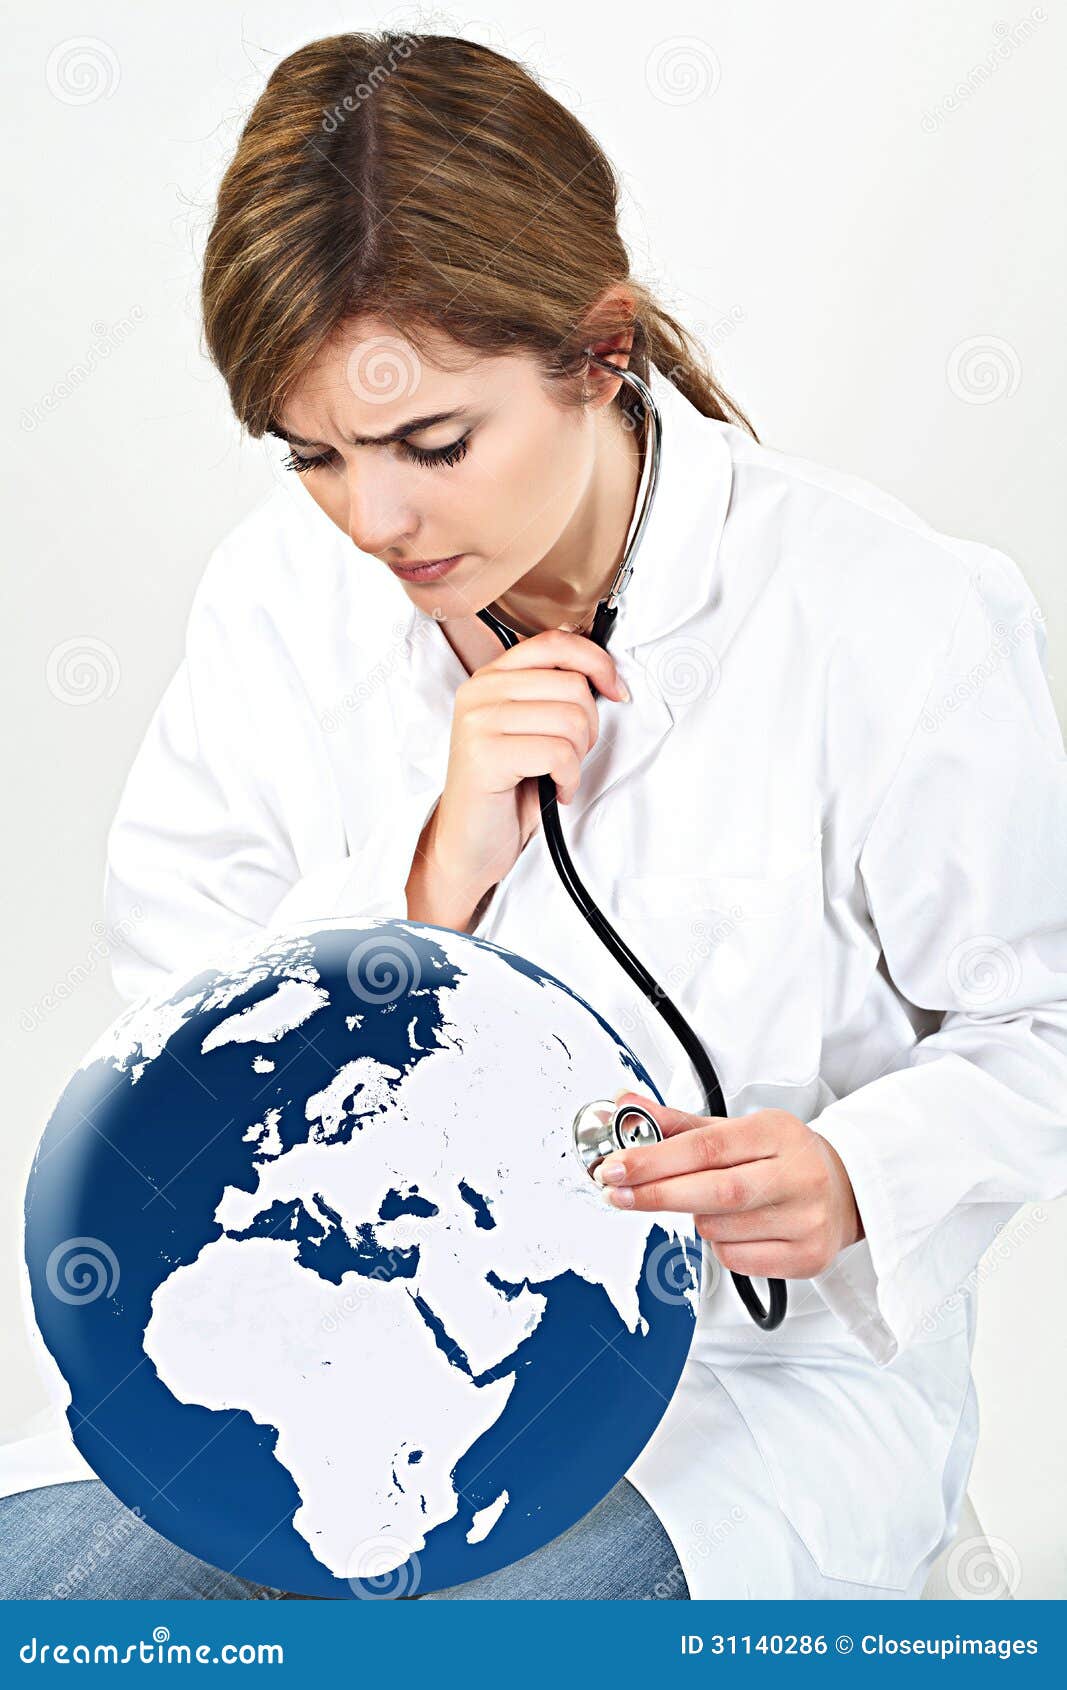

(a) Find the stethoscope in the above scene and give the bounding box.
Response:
[476,353,787,1332]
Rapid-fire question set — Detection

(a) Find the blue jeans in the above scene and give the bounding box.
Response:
[0,1478,688,1601]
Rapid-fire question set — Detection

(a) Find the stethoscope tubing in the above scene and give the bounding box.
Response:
[476,362,786,1331]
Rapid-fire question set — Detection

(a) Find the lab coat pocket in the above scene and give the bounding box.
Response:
[701,1328,973,1591]
[614,844,824,1096]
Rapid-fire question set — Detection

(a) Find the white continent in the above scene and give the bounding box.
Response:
[140,922,696,1579]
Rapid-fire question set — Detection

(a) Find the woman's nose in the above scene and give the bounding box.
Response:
[345,468,418,556]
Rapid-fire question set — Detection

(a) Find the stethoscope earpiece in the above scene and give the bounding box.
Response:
[573,1098,662,1181]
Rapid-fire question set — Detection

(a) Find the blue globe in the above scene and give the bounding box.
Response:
[24,919,701,1597]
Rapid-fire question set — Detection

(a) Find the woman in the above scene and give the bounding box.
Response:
[4,30,1065,1602]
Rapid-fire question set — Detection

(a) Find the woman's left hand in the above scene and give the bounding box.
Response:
[596,1091,865,1280]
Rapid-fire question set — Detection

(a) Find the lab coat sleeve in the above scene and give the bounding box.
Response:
[809,550,1067,1364]
[103,560,440,1008]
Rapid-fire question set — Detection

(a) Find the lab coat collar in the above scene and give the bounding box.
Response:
[393,363,734,818]
[603,360,734,654]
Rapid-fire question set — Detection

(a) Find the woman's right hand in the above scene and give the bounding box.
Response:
[425,629,630,924]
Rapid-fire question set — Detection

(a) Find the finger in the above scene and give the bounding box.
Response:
[602,1158,783,1215]
[478,698,597,756]
[472,668,599,739]
[696,1203,805,1243]
[486,628,626,700]
[477,667,600,706]
[603,1096,778,1181]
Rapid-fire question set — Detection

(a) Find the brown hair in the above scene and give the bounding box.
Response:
[200,31,758,443]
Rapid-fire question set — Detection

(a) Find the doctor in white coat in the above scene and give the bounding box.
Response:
[5,30,1067,1601]
[7,339,1067,1599]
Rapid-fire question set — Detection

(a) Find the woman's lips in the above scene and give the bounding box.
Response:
[387,553,465,583]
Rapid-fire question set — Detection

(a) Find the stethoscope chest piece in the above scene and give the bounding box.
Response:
[573,1098,662,1180]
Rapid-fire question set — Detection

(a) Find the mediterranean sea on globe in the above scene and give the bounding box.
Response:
[23,918,702,1598]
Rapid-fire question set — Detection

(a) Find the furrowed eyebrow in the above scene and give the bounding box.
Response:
[267,409,466,450]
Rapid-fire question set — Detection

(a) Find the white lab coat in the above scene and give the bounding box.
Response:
[7,364,1067,1599]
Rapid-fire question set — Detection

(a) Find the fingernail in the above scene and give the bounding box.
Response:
[607,1186,634,1208]
[616,681,631,702]
[597,1156,628,1184]
[613,1086,636,1104]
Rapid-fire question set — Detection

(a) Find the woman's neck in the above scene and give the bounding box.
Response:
[489,402,645,636]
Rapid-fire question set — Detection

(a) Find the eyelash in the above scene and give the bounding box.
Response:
[282,434,471,474]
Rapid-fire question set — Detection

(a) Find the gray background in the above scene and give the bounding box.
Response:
[3,1,1064,1596]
